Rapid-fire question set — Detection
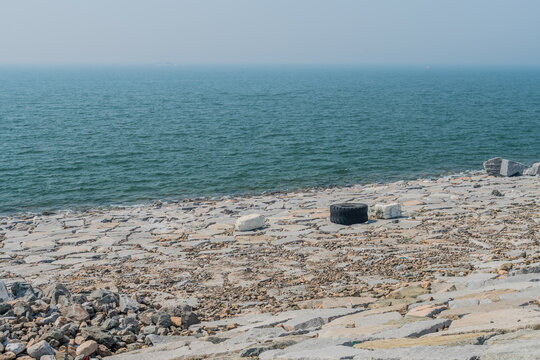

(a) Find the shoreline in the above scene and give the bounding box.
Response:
[0,169,483,219]
[1,171,539,359]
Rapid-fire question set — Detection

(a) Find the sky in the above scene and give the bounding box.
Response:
[1,0,540,65]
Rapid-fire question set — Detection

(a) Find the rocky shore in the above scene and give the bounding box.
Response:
[1,169,539,359]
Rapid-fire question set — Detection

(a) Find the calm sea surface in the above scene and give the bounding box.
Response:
[1,66,539,214]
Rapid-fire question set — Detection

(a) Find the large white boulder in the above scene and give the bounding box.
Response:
[524,162,540,176]
[500,159,526,177]
[374,203,402,219]
[236,214,266,231]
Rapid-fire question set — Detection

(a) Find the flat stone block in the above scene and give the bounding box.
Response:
[481,329,540,359]
[355,331,492,349]
[406,304,447,318]
[260,345,370,359]
[297,296,376,309]
[374,318,452,338]
[374,203,402,219]
[354,345,486,360]
[445,307,540,334]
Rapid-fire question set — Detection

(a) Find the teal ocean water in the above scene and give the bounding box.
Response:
[1,66,539,214]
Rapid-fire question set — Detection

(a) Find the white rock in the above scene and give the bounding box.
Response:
[500,159,526,177]
[236,214,266,231]
[374,203,402,219]
[524,162,540,176]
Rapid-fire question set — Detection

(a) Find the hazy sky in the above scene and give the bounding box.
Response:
[1,0,540,65]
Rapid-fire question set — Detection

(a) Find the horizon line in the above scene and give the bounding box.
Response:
[1,62,540,67]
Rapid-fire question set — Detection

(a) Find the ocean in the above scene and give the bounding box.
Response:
[1,65,539,214]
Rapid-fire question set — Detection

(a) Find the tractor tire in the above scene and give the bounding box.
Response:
[330,203,368,225]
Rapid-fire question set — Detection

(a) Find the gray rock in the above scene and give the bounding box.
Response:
[102,318,120,330]
[282,308,361,331]
[0,302,12,315]
[283,315,324,331]
[119,295,140,313]
[38,313,60,325]
[5,341,26,355]
[483,157,503,176]
[62,304,90,321]
[13,301,33,317]
[524,162,540,176]
[181,310,200,328]
[152,312,172,328]
[81,326,115,348]
[491,189,504,197]
[1,331,9,342]
[43,283,71,305]
[160,300,199,328]
[45,328,65,341]
[27,340,56,359]
[0,280,13,302]
[121,313,140,330]
[10,281,35,299]
[72,293,88,304]
[500,159,526,177]
[160,299,197,317]
[143,325,158,335]
[89,289,119,305]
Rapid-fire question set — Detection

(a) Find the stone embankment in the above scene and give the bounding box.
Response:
[1,163,539,359]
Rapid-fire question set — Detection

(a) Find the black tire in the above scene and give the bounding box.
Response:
[330,203,368,225]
